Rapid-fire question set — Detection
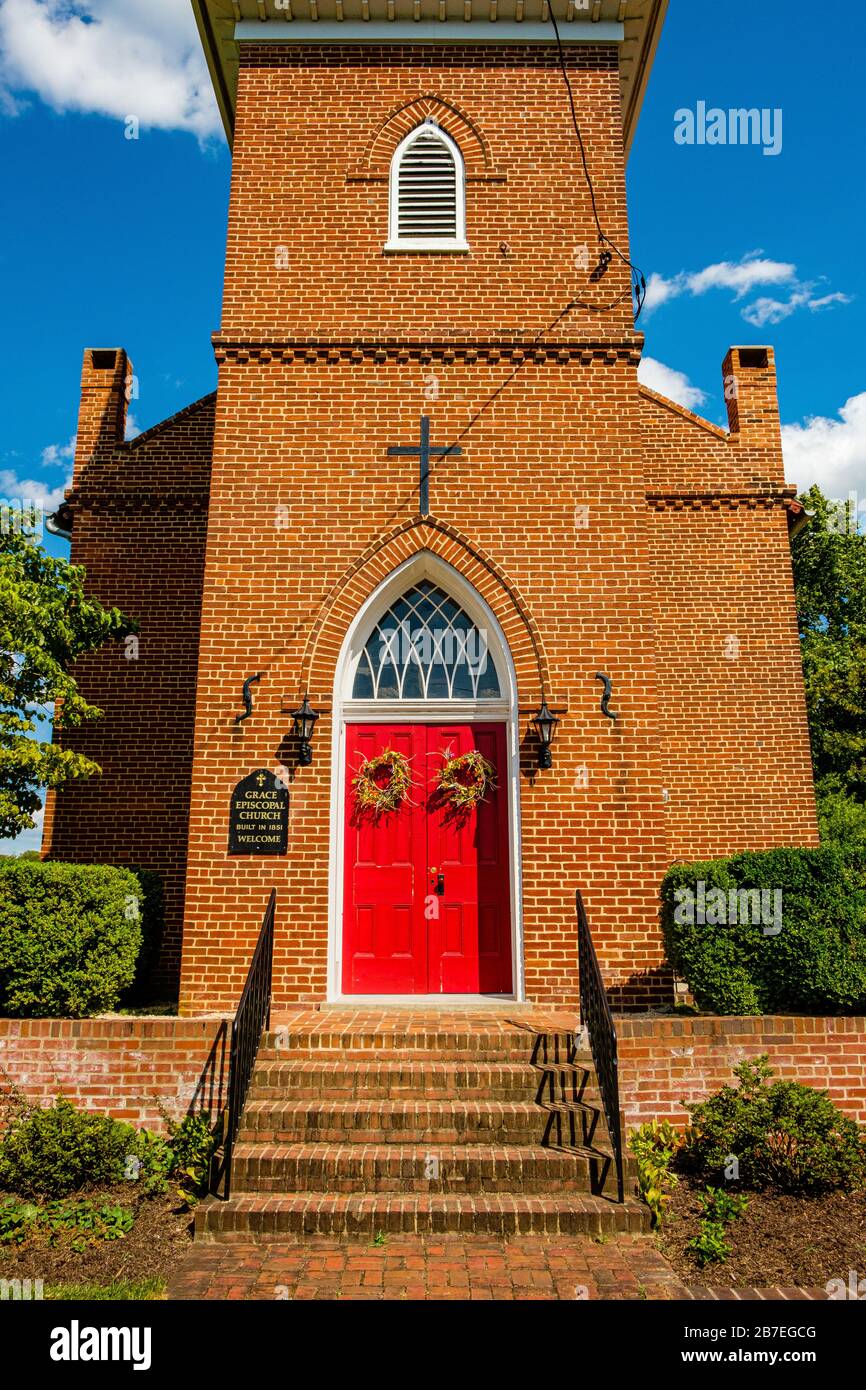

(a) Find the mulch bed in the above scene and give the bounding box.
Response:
[658,1172,866,1289]
[0,1188,193,1288]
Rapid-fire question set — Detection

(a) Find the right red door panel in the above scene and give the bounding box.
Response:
[342,722,512,995]
[425,723,513,994]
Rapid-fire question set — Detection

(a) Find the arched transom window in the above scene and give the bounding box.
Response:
[385,122,468,253]
[351,580,501,700]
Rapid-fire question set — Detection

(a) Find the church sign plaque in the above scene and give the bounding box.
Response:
[228,769,288,855]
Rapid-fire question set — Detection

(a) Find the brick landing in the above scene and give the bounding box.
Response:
[168,1233,830,1301]
[267,1005,582,1036]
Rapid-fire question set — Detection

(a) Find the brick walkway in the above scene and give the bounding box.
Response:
[168,1234,686,1301]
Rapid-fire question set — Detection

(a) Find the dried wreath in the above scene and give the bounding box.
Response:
[435,748,497,810]
[352,747,414,815]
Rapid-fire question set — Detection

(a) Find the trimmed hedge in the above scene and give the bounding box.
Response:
[661,845,866,1015]
[0,861,147,1017]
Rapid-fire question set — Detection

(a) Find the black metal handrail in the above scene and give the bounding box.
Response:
[220,889,276,1200]
[576,889,624,1203]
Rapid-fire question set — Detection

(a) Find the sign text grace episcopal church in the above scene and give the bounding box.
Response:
[43,1,818,1014]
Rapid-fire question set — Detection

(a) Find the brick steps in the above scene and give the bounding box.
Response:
[251,1059,602,1104]
[195,1191,649,1240]
[198,1016,644,1242]
[257,1029,587,1065]
[237,1097,607,1148]
[229,1141,629,1195]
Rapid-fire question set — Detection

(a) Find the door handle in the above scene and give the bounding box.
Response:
[435,872,445,896]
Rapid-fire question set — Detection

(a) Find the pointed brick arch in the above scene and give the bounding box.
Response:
[350,93,495,181]
[300,518,549,709]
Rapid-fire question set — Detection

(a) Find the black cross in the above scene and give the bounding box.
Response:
[388,415,462,516]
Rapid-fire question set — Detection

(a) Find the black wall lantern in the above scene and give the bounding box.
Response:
[291,695,319,766]
[532,699,560,769]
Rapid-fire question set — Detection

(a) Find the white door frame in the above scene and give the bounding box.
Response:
[326,551,525,1003]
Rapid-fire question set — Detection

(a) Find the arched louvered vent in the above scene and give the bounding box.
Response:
[397,132,457,239]
[386,124,468,252]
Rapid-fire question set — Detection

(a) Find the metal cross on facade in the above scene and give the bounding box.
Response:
[387,415,462,516]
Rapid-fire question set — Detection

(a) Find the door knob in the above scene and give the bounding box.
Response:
[435,873,445,895]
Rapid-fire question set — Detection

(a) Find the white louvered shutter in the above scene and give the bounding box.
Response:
[397,132,458,240]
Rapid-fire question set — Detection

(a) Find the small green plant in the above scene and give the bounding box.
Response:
[697,1186,748,1223]
[630,1118,683,1228]
[165,1112,217,1206]
[683,1057,866,1194]
[0,1195,134,1250]
[0,1196,39,1243]
[686,1220,732,1267]
[685,1182,748,1268]
[372,1231,387,1247]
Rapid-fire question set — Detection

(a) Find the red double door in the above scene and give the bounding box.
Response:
[342,722,513,994]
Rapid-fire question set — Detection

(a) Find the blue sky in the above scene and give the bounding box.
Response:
[1,0,863,850]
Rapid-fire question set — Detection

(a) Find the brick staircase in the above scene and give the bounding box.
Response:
[196,1012,647,1240]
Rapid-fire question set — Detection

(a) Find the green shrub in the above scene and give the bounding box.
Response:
[661,844,866,1014]
[0,1096,214,1202]
[0,860,145,1016]
[683,1057,866,1194]
[0,1098,138,1197]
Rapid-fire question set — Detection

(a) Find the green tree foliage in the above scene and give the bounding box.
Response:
[792,485,866,801]
[0,531,134,838]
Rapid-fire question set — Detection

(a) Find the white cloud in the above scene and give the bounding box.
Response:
[637,356,708,411]
[781,392,866,499]
[0,466,69,511]
[742,289,854,328]
[0,0,221,140]
[41,433,75,467]
[643,254,796,315]
[644,253,851,329]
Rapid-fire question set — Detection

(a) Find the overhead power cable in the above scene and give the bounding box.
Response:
[548,2,647,321]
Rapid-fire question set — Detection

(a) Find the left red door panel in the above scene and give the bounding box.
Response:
[342,724,427,994]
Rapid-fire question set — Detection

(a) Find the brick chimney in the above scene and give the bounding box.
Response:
[72,348,132,485]
[722,346,782,450]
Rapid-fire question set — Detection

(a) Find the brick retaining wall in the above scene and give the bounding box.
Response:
[617,1015,866,1129]
[0,1014,861,1137]
[0,1018,230,1131]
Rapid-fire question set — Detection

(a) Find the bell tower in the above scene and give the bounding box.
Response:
[178,1,672,1012]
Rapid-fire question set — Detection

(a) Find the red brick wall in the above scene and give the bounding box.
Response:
[0,1018,229,1132]
[618,1015,866,1128]
[44,351,214,996]
[641,349,818,858]
[50,45,817,1015]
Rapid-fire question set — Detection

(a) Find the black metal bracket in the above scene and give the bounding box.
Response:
[595,672,618,722]
[235,671,263,725]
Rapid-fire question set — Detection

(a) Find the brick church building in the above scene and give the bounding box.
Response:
[44,0,817,1017]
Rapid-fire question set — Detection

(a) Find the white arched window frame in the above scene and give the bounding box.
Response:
[384,122,469,254]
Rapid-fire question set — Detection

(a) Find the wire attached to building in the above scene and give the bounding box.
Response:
[548,2,647,321]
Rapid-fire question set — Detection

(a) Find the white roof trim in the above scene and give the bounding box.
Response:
[234,19,623,40]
